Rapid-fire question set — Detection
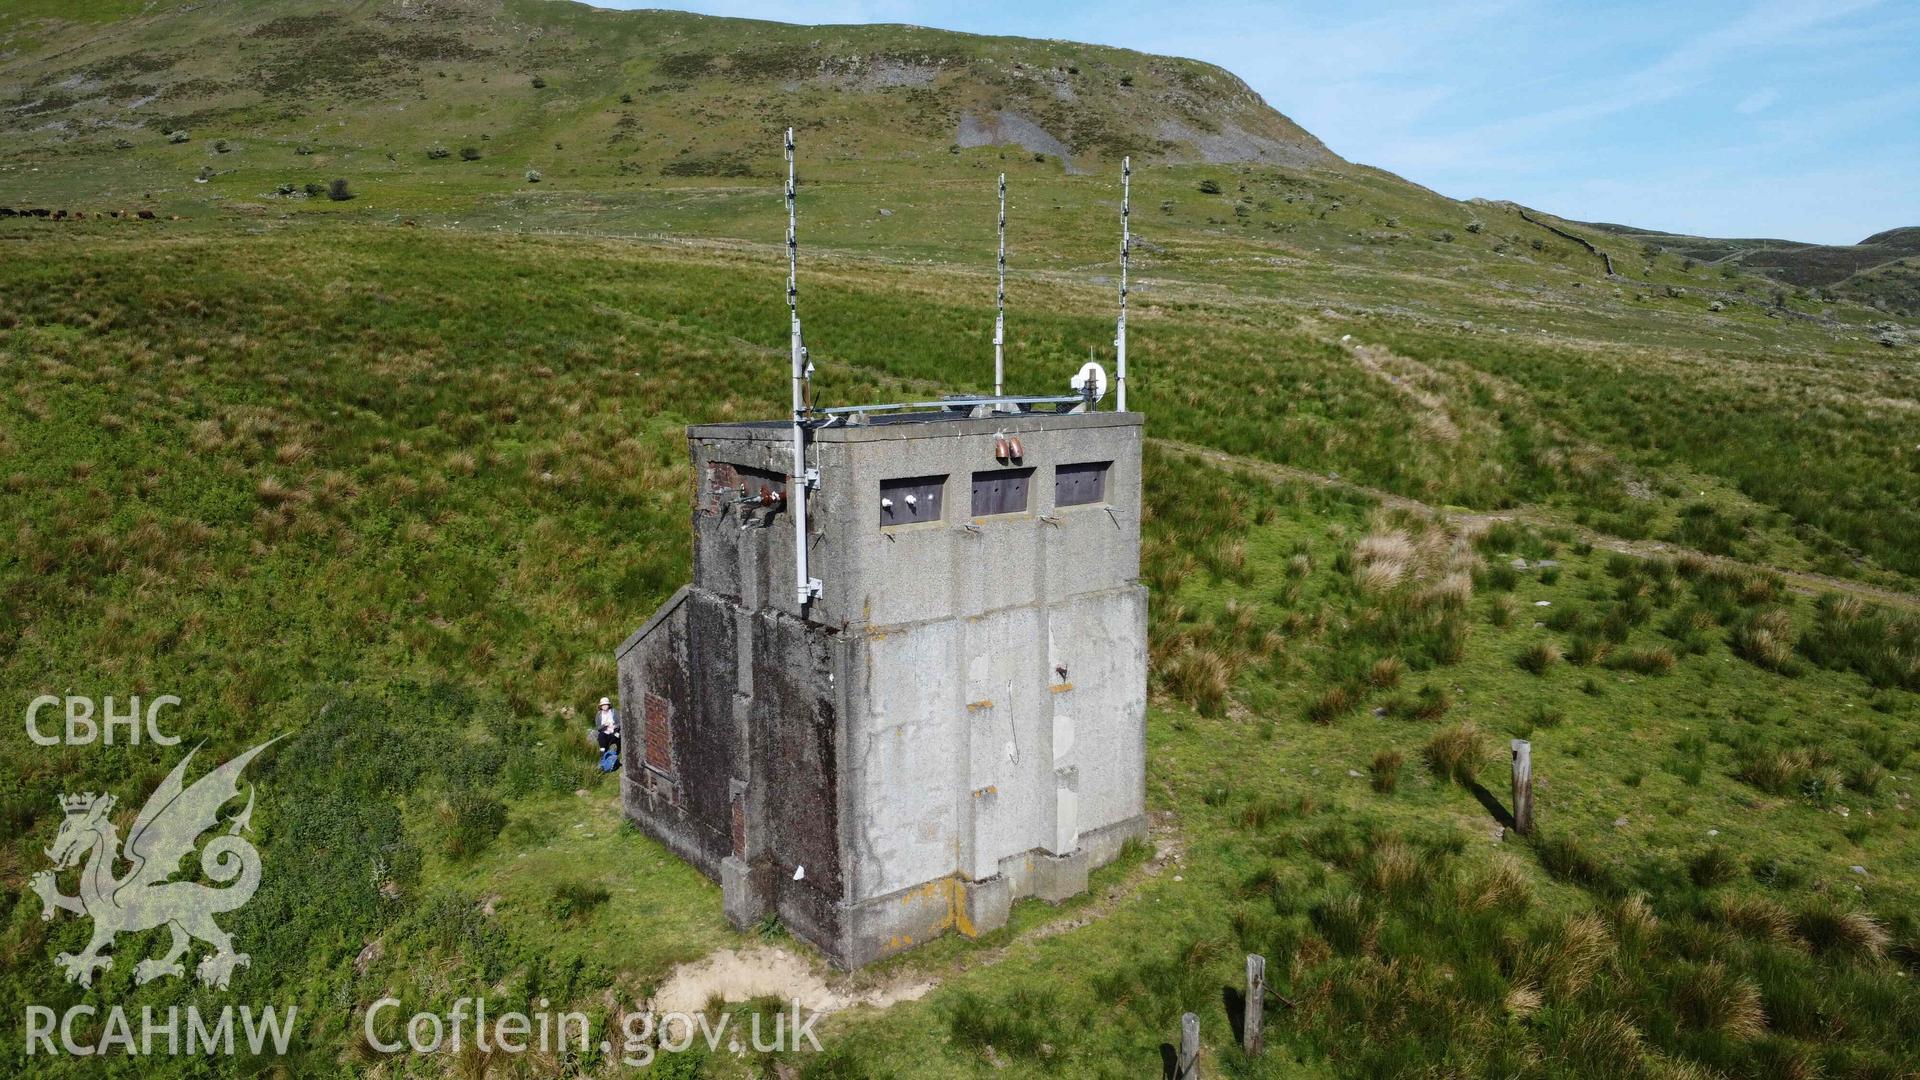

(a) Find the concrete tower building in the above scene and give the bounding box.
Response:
[615,405,1146,967]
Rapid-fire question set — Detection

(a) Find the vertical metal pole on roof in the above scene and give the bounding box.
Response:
[787,127,822,606]
[994,173,1006,398]
[1116,156,1130,412]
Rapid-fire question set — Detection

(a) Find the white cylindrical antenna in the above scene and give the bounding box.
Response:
[1115,156,1130,412]
[993,173,1006,397]
[786,127,821,605]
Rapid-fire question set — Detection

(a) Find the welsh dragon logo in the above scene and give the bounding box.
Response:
[31,739,278,989]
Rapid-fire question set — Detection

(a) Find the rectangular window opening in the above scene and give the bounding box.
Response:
[880,474,946,526]
[970,467,1034,517]
[1054,460,1111,508]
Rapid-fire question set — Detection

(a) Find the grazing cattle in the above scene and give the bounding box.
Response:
[73,211,85,220]
[52,209,66,220]
[0,208,15,217]
[30,208,50,217]
[136,209,155,220]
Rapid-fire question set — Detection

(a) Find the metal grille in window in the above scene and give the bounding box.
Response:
[879,475,945,526]
[1054,460,1111,507]
[971,468,1034,517]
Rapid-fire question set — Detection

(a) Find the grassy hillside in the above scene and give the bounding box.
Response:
[2,2,1920,1078]
[0,0,1328,206]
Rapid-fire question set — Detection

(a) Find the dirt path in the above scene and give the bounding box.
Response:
[644,813,1185,1022]
[1154,437,1920,613]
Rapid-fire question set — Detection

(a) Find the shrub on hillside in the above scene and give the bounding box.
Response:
[327,178,353,201]
[1197,178,1222,195]
[460,146,482,161]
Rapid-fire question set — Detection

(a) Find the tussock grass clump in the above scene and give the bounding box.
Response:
[1381,682,1453,722]
[1161,646,1231,716]
[1517,640,1563,675]
[1733,745,1829,796]
[1512,911,1614,1002]
[945,987,1058,1060]
[1608,646,1676,675]
[1611,895,1659,948]
[1358,839,1424,895]
[1732,607,1799,673]
[1800,593,1920,691]
[1368,656,1404,688]
[1712,894,1795,945]
[1355,559,1405,593]
[1369,749,1403,793]
[1543,1011,1644,1075]
[1527,703,1565,729]
[1535,833,1620,895]
[1848,761,1888,795]
[1488,593,1519,627]
[1565,634,1610,667]
[1309,892,1380,955]
[1464,857,1534,913]
[1688,844,1740,888]
[440,790,507,859]
[1670,959,1767,1039]
[1793,905,1889,958]
[1423,721,1483,784]
[1424,571,1475,610]
[1306,685,1355,725]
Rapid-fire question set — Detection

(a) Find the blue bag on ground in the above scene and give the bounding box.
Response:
[599,748,618,773]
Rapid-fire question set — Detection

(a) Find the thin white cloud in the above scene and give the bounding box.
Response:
[1736,88,1781,114]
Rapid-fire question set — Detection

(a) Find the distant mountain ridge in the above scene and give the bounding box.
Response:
[1583,219,1920,311]
[0,0,1339,176]
[1,0,1911,318]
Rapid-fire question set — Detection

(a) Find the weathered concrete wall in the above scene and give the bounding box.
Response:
[618,409,1147,969]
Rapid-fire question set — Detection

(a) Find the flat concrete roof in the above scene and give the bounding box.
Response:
[692,409,1143,444]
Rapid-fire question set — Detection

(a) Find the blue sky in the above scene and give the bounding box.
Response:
[588,0,1919,244]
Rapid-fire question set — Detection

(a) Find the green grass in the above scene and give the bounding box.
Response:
[1,209,1916,1079]
[0,3,1917,1075]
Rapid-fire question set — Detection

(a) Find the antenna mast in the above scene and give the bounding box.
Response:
[786,127,822,605]
[1115,156,1130,412]
[993,173,1006,398]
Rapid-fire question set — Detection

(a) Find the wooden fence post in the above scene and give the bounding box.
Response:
[1511,738,1534,836]
[1176,1012,1201,1079]
[1244,953,1266,1057]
